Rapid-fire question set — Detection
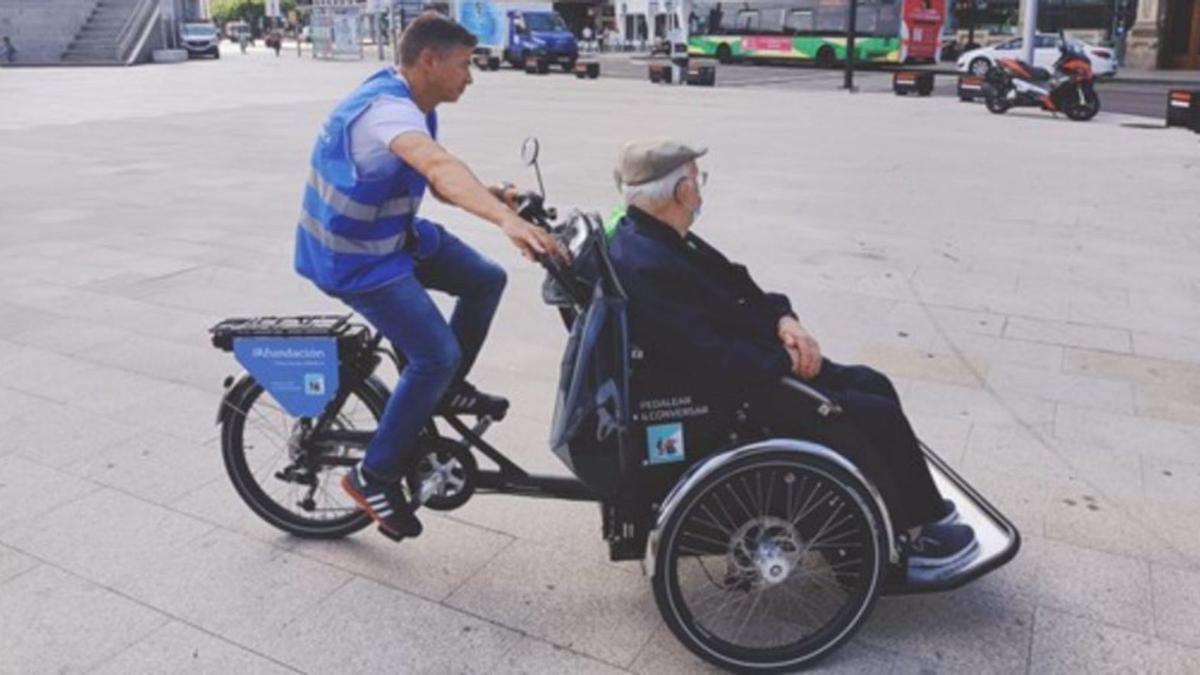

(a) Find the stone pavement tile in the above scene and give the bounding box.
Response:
[906,414,972,467]
[1030,538,1153,632]
[1042,491,1191,568]
[1135,381,1200,427]
[3,487,214,587]
[46,362,182,418]
[495,636,630,675]
[287,513,513,602]
[66,430,224,505]
[968,532,1043,604]
[1150,564,1200,649]
[957,467,1050,540]
[961,422,1074,484]
[0,301,62,339]
[112,382,223,446]
[445,538,661,666]
[630,623,896,674]
[857,343,984,388]
[449,494,618,567]
[116,528,352,648]
[1029,606,1200,675]
[1003,316,1132,353]
[905,283,1071,323]
[1054,403,1200,465]
[986,363,1134,415]
[5,316,131,357]
[1,402,142,468]
[0,455,99,535]
[0,386,47,429]
[80,332,231,395]
[256,577,521,674]
[0,542,38,585]
[171,475,316,549]
[857,587,1034,674]
[1015,276,1131,308]
[901,380,1057,436]
[869,301,997,356]
[936,332,1067,373]
[0,346,83,400]
[1140,456,1200,518]
[91,621,300,675]
[1062,348,1199,387]
[911,268,1020,298]
[1133,331,1200,365]
[0,565,168,675]
[1070,298,1200,337]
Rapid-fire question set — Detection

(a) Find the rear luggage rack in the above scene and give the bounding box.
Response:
[210,315,355,351]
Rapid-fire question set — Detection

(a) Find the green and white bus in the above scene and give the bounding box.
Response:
[686,0,946,66]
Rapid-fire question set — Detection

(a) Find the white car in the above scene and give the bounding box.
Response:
[956,34,1118,78]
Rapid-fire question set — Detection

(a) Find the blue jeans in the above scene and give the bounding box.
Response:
[337,225,506,482]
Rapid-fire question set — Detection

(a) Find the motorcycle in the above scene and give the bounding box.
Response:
[983,33,1100,121]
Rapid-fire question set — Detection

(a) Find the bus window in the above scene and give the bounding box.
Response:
[761,9,787,34]
[737,10,760,32]
[786,10,814,34]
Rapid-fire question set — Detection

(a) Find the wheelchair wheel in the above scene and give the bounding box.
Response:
[652,450,887,672]
[221,376,384,538]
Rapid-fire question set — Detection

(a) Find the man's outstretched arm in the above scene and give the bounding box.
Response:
[390,132,563,260]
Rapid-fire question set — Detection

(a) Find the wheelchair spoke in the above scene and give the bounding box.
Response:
[665,458,882,661]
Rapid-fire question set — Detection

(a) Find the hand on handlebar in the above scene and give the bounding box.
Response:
[501,215,568,263]
[488,183,521,211]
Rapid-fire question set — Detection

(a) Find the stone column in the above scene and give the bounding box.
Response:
[1126,0,1162,69]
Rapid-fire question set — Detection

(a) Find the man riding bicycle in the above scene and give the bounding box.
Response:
[294,13,564,542]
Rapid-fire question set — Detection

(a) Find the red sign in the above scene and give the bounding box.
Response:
[901,0,945,60]
[742,36,793,53]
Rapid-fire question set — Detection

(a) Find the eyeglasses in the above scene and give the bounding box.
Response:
[693,171,708,188]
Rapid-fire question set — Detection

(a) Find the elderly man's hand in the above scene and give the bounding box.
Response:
[778,316,822,379]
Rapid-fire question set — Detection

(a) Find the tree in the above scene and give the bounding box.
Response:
[210,0,297,26]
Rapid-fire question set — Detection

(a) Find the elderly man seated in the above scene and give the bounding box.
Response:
[606,139,978,575]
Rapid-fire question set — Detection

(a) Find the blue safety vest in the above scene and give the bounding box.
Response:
[294,68,441,294]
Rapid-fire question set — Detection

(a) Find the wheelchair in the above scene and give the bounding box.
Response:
[209,140,1019,672]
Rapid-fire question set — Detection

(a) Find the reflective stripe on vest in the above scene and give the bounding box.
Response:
[297,211,407,256]
[307,169,419,222]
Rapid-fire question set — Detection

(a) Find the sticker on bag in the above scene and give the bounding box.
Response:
[233,337,339,417]
[646,422,685,465]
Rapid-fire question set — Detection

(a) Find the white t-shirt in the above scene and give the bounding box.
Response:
[348,73,432,180]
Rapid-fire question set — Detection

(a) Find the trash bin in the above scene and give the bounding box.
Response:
[893,71,935,97]
[574,61,600,79]
[686,62,716,86]
[1165,90,1200,130]
[957,75,984,102]
[647,62,672,84]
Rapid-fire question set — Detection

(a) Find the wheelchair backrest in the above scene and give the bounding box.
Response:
[546,214,743,505]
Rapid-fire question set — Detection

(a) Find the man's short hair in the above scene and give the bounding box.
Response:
[398,13,478,67]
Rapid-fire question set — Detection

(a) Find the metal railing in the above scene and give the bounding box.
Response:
[116,0,156,63]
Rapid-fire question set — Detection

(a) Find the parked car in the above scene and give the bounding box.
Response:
[956,34,1117,77]
[180,22,220,59]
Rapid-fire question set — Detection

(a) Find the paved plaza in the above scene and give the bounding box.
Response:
[1,47,1200,674]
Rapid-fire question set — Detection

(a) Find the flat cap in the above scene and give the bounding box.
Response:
[614,139,707,187]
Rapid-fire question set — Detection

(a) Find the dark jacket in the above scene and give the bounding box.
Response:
[608,206,795,391]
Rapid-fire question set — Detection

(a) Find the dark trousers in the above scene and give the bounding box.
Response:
[338,225,507,482]
[747,361,946,530]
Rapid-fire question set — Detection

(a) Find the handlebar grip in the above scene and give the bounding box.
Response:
[537,253,588,308]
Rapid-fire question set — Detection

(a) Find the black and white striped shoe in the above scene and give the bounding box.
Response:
[437,381,509,420]
[340,465,422,542]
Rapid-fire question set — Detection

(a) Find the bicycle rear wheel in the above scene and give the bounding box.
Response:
[220,375,386,538]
